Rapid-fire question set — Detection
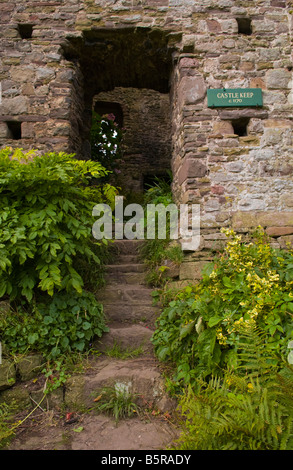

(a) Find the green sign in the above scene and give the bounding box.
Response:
[207,88,263,108]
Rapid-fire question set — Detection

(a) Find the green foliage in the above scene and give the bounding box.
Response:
[143,173,173,207]
[173,328,293,450]
[90,111,123,175]
[0,402,16,449]
[0,147,117,304]
[104,341,144,359]
[93,385,140,424]
[0,147,116,360]
[151,228,293,388]
[0,291,108,359]
[140,174,183,287]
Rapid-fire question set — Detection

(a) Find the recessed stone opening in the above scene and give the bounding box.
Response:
[94,101,123,128]
[17,24,34,39]
[7,121,22,140]
[236,18,252,35]
[231,117,250,136]
[62,28,174,97]
[92,87,172,195]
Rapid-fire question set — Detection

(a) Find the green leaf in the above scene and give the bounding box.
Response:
[179,321,195,339]
[43,315,54,325]
[28,333,38,344]
[82,321,91,330]
[157,346,170,361]
[222,276,232,287]
[73,426,84,433]
[208,316,222,328]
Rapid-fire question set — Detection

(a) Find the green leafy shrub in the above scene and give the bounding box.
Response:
[152,228,293,387]
[0,147,117,359]
[0,291,108,359]
[0,147,117,303]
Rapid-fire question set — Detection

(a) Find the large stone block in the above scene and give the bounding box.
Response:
[213,121,234,135]
[232,211,293,229]
[266,69,291,89]
[178,75,206,108]
[0,122,12,138]
[17,354,44,381]
[179,260,207,280]
[266,226,293,237]
[1,96,29,115]
[178,158,208,185]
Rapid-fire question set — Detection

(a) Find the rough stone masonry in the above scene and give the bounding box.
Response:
[1,0,293,280]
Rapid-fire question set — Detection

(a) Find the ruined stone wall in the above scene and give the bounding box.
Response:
[1,0,293,277]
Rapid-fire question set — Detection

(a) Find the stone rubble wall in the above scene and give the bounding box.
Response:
[1,0,293,279]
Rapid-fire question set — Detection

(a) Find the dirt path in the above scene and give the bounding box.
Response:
[6,240,180,451]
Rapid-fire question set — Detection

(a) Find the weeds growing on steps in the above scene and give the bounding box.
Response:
[92,385,140,425]
[104,341,144,359]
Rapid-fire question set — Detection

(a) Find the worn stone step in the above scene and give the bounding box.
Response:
[98,285,153,304]
[106,271,146,285]
[110,239,146,256]
[70,414,178,451]
[114,254,142,264]
[103,303,159,323]
[95,323,154,353]
[106,263,145,273]
[65,357,172,410]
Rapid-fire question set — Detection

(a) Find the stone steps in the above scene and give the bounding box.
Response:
[92,239,167,406]
[4,238,178,451]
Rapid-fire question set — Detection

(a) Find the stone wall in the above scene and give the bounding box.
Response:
[1,0,293,278]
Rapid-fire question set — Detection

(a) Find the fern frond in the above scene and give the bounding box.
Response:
[174,327,293,450]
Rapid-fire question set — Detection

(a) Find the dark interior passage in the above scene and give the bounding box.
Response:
[62,27,176,195]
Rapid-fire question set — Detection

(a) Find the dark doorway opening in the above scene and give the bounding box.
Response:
[62,27,177,195]
[143,171,172,191]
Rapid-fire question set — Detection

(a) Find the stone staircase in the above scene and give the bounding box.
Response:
[91,239,166,394]
[64,239,179,450]
[100,239,159,326]
[7,239,179,451]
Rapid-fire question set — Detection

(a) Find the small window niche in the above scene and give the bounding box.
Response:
[18,24,34,39]
[94,101,123,128]
[231,117,250,137]
[7,121,22,140]
[236,18,252,35]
